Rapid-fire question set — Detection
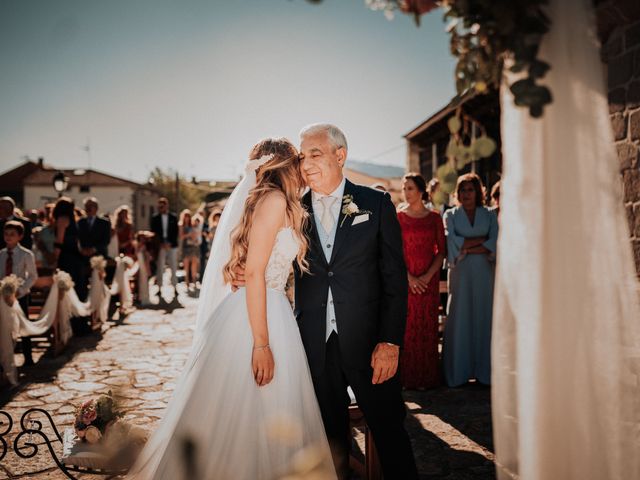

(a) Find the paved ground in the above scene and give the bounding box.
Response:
[0,286,494,479]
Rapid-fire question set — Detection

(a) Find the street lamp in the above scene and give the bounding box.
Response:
[52,171,68,197]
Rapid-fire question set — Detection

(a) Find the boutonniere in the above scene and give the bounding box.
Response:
[340,194,371,227]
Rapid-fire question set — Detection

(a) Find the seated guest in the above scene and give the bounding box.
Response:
[0,197,32,250]
[0,221,38,365]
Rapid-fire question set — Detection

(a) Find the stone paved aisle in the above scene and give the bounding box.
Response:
[0,289,494,479]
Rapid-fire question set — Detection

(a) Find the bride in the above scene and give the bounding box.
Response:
[129,138,336,479]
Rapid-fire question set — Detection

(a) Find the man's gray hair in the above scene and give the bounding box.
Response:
[299,123,348,151]
[0,196,15,207]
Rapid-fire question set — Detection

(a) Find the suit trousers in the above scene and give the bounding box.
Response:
[156,247,178,287]
[313,332,418,480]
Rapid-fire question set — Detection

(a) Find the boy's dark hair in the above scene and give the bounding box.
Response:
[4,220,24,236]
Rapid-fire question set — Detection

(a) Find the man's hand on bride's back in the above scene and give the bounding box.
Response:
[231,266,246,291]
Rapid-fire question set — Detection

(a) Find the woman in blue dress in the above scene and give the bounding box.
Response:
[442,173,498,387]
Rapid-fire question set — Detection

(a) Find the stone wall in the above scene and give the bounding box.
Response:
[598,0,640,274]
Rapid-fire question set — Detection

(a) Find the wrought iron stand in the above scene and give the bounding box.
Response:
[0,408,127,479]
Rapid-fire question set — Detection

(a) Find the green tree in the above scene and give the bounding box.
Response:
[147,167,209,214]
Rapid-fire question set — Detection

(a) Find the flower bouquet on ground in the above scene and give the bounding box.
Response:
[74,392,124,443]
[63,391,149,471]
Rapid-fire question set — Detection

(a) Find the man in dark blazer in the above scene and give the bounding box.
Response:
[77,197,111,258]
[77,197,113,300]
[150,197,179,293]
[295,124,417,479]
[0,196,32,250]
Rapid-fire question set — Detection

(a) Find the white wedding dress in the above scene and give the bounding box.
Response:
[130,227,335,480]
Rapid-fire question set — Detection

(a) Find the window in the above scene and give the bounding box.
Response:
[141,204,146,218]
[80,185,90,193]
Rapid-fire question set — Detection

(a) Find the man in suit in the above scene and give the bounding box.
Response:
[150,197,179,295]
[231,125,418,478]
[0,197,32,250]
[293,124,417,479]
[77,197,112,300]
[77,197,112,258]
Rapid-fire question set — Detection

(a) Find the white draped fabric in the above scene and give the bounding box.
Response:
[0,282,73,385]
[0,268,112,385]
[14,282,73,341]
[0,300,19,385]
[110,257,135,310]
[89,269,111,323]
[136,251,151,306]
[492,0,640,479]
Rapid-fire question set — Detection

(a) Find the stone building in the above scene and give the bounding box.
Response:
[0,159,159,230]
[405,2,640,274]
[598,0,640,273]
[404,89,502,198]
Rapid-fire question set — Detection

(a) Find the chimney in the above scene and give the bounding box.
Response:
[38,157,44,168]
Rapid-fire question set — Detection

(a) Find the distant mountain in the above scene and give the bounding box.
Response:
[346,160,405,179]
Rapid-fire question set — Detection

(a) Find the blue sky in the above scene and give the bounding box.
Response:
[0,0,455,182]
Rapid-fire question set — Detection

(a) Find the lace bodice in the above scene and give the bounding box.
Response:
[265,227,299,291]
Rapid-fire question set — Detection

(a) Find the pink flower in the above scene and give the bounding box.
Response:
[82,409,97,424]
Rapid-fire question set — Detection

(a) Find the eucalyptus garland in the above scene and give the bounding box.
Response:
[365,0,553,117]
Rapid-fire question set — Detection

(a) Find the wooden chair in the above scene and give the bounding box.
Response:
[348,387,382,480]
[19,275,55,361]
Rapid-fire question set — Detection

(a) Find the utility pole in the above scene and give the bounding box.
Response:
[82,138,92,169]
[175,171,180,213]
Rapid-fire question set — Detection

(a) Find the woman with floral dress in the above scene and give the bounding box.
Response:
[397,173,446,389]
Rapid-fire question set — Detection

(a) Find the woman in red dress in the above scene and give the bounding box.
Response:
[397,173,446,389]
[114,205,135,258]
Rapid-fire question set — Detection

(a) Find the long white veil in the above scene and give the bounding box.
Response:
[194,154,273,334]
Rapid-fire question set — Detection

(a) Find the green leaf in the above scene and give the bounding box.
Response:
[440,179,458,194]
[448,116,462,134]
[521,14,549,34]
[530,104,543,117]
[529,59,550,79]
[433,190,449,206]
[509,78,534,96]
[510,61,526,73]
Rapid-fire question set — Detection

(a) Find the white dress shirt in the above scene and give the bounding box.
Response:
[161,213,169,241]
[311,177,346,341]
[0,245,38,298]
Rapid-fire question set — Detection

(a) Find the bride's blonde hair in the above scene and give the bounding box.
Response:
[223,138,309,283]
